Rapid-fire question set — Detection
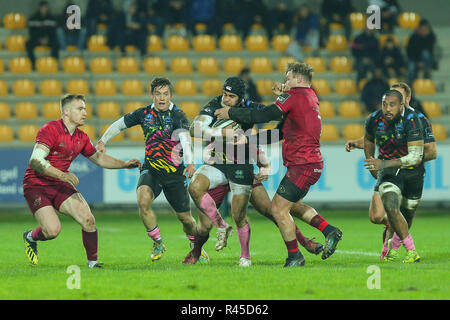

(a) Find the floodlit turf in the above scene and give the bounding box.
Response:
[0,209,449,300]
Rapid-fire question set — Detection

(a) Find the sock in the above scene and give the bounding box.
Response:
[391,233,402,250]
[237,223,251,259]
[295,225,307,247]
[147,226,162,244]
[284,239,299,254]
[402,234,416,251]
[31,227,48,241]
[192,234,209,257]
[82,230,98,261]
[200,193,227,229]
[310,215,335,237]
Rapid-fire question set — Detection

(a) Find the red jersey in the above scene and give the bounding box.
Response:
[23,119,97,189]
[275,87,323,167]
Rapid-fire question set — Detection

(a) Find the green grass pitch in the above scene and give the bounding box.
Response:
[0,209,449,300]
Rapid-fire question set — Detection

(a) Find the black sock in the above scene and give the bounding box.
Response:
[322,224,336,237]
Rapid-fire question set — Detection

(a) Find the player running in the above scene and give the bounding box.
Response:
[364,89,424,263]
[345,82,436,260]
[23,94,141,268]
[214,62,343,267]
[96,78,208,263]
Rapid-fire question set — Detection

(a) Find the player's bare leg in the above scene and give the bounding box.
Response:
[176,210,210,263]
[59,193,102,268]
[230,188,252,267]
[136,185,165,261]
[189,173,232,251]
[271,194,305,267]
[250,185,323,255]
[23,206,61,265]
[368,192,391,259]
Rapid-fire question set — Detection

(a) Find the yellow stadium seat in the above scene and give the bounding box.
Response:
[330,23,344,31]
[201,79,222,96]
[143,57,166,74]
[117,57,140,73]
[94,80,117,96]
[219,35,242,51]
[222,23,236,33]
[342,124,365,140]
[66,45,77,52]
[3,13,26,29]
[167,35,189,51]
[147,35,162,52]
[87,35,109,52]
[321,124,339,141]
[179,102,200,119]
[13,80,35,96]
[250,57,272,73]
[0,81,8,96]
[224,57,246,74]
[0,103,11,119]
[15,102,38,119]
[432,124,447,141]
[0,60,4,73]
[398,12,421,29]
[277,57,297,73]
[197,57,219,75]
[101,125,123,141]
[9,57,32,73]
[171,57,193,74]
[66,79,89,95]
[63,57,85,73]
[319,101,335,118]
[127,126,144,141]
[85,102,93,119]
[40,80,63,96]
[335,79,358,95]
[350,13,366,30]
[194,23,208,34]
[388,78,398,87]
[34,45,51,53]
[245,35,268,51]
[330,56,353,73]
[175,80,197,96]
[97,102,121,119]
[79,124,96,141]
[36,57,58,74]
[193,35,216,52]
[304,57,326,73]
[121,80,144,96]
[42,102,61,119]
[339,101,362,118]
[6,35,26,51]
[124,102,143,114]
[90,57,112,74]
[272,35,292,52]
[326,35,348,52]
[256,79,274,96]
[18,125,39,142]
[379,34,400,48]
[0,125,14,142]
[422,101,442,118]
[312,79,331,95]
[413,79,437,95]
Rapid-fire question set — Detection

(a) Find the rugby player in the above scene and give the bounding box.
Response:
[96,78,208,263]
[23,94,141,268]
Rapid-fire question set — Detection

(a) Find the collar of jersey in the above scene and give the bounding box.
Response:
[150,101,174,111]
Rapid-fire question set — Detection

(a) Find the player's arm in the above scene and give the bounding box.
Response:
[189,114,234,139]
[215,104,283,124]
[363,121,377,179]
[365,140,424,170]
[254,146,270,182]
[345,136,364,152]
[424,142,437,162]
[96,116,128,153]
[88,151,141,170]
[178,130,196,178]
[29,143,79,187]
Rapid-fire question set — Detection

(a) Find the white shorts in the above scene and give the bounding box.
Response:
[192,164,228,190]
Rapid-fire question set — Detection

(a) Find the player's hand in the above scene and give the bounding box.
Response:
[183,164,196,179]
[233,131,248,145]
[345,140,357,152]
[214,106,230,120]
[272,82,284,96]
[124,158,142,170]
[254,165,270,182]
[364,157,382,171]
[96,140,106,153]
[60,172,79,187]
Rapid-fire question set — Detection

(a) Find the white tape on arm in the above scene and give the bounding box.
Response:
[30,145,51,171]
[99,117,127,144]
[399,145,424,168]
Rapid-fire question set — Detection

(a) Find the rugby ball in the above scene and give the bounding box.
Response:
[211,119,241,130]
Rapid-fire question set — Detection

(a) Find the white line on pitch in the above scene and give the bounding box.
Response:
[336,250,379,257]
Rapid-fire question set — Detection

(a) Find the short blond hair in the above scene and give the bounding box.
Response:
[60,94,85,113]
[390,82,411,99]
[286,62,314,83]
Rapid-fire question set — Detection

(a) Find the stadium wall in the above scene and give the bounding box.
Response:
[1,144,449,209]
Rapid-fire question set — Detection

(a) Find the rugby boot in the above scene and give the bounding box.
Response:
[238,257,252,267]
[403,250,421,263]
[150,242,166,261]
[88,262,104,268]
[322,228,343,260]
[215,224,233,251]
[190,241,209,263]
[383,239,399,262]
[283,251,306,268]
[302,237,323,255]
[23,230,38,265]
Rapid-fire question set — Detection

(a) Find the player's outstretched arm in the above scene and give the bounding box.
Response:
[365,140,424,171]
[88,151,141,170]
[215,104,283,124]
[96,117,128,152]
[424,142,437,162]
[345,136,364,152]
[29,143,79,186]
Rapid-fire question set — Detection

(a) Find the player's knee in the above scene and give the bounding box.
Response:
[44,225,61,239]
[83,215,96,230]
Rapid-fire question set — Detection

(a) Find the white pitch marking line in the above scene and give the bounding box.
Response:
[336,249,379,257]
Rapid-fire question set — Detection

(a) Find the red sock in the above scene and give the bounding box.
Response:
[284,239,299,253]
[295,225,307,247]
[82,230,98,261]
[31,227,48,241]
[310,215,330,232]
